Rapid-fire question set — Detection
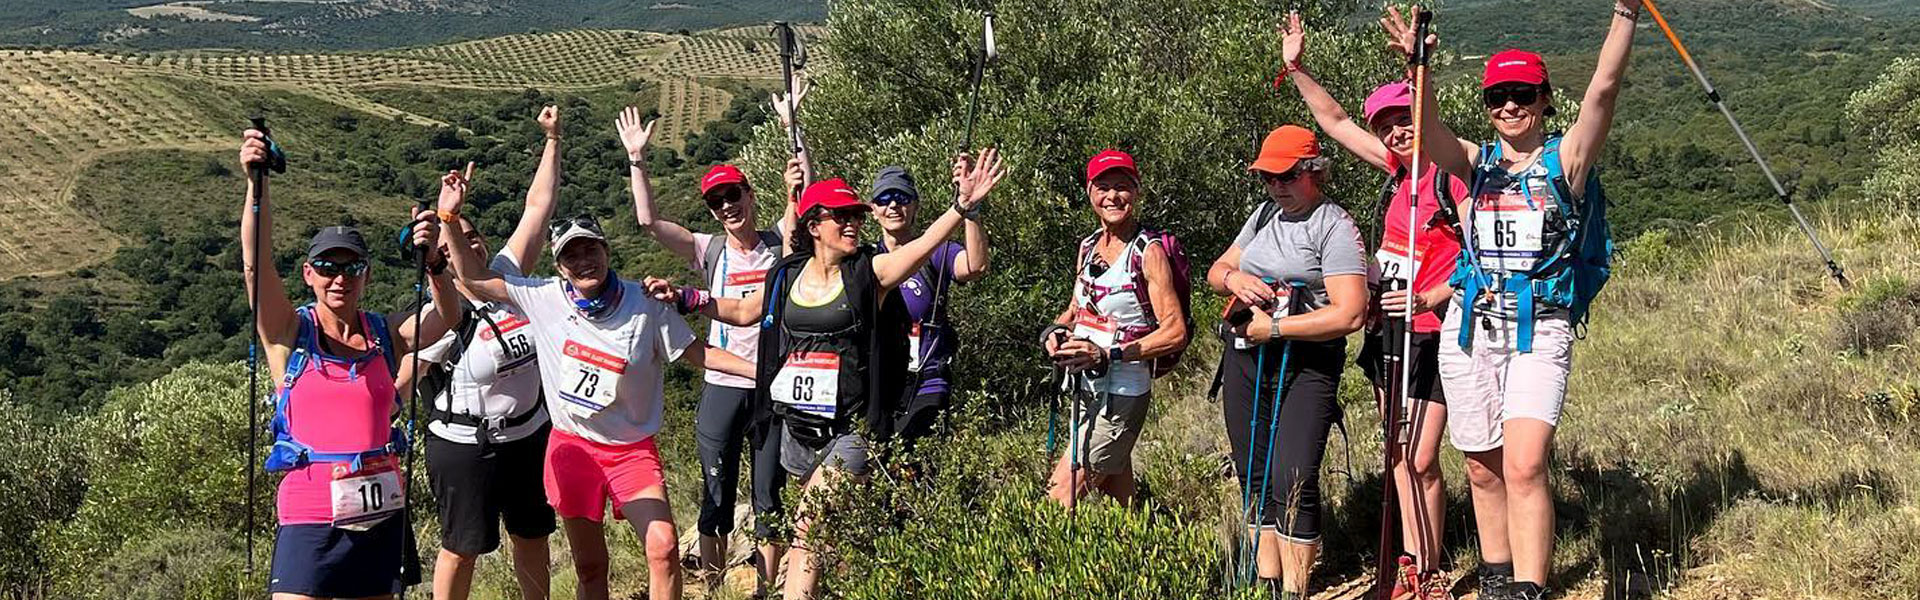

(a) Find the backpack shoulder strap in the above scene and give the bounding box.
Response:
[758,230,786,260]
[1127,230,1163,324]
[366,310,397,376]
[701,234,725,282]
[1540,136,1577,215]
[1252,200,1282,235]
[283,305,317,389]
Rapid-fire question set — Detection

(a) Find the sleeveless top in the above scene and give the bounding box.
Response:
[1070,240,1153,396]
[274,311,399,526]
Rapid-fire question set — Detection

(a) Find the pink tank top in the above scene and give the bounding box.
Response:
[274,312,400,525]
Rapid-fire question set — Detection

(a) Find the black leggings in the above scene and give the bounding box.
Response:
[1221,339,1344,543]
[694,384,787,538]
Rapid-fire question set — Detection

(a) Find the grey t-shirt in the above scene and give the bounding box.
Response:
[1232,201,1370,307]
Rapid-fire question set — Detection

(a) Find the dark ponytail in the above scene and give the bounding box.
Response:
[789,206,823,256]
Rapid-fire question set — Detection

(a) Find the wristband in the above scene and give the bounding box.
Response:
[437,210,459,224]
[676,287,712,315]
[1612,5,1639,20]
[427,256,449,276]
[960,202,984,221]
[629,158,646,168]
[546,134,563,141]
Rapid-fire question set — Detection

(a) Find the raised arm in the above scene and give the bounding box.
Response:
[871,148,1005,288]
[390,207,461,355]
[1387,5,1477,181]
[771,83,812,252]
[239,129,298,348]
[1283,11,1393,170]
[438,168,512,304]
[1558,0,1643,196]
[619,106,699,260]
[948,153,992,282]
[503,106,564,268]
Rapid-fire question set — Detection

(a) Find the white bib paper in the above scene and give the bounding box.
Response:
[1474,191,1548,273]
[907,322,925,372]
[1071,309,1117,349]
[329,456,403,529]
[771,351,840,418]
[558,340,626,416]
[1231,287,1293,350]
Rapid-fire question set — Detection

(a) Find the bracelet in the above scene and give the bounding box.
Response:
[676,287,711,315]
[959,202,984,221]
[437,210,459,224]
[427,257,449,276]
[628,158,646,169]
[1269,317,1282,343]
[1613,5,1639,20]
[546,134,563,141]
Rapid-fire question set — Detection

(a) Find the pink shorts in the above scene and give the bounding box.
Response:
[1436,306,1575,453]
[543,429,665,522]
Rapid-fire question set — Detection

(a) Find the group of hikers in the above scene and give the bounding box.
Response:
[238,1,1643,599]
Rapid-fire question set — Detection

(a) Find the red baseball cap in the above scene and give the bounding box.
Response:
[1085,149,1139,182]
[1249,125,1320,174]
[699,164,747,195]
[1482,49,1549,89]
[796,178,870,218]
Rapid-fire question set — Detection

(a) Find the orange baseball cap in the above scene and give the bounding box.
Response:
[1249,125,1320,174]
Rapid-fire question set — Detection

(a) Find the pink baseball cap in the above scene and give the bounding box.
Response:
[1085,149,1139,182]
[699,164,747,195]
[1482,49,1549,88]
[1362,82,1413,126]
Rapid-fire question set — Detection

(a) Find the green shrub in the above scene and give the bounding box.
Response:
[80,525,261,600]
[1832,276,1920,355]
[0,392,87,595]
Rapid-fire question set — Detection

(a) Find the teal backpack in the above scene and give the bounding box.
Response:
[1451,136,1613,353]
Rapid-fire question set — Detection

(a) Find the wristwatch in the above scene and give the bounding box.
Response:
[1108,345,1125,365]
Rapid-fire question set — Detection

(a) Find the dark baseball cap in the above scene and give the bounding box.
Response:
[869,165,918,201]
[307,226,369,260]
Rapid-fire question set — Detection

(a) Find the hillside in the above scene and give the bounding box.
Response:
[0,0,828,50]
[0,24,826,280]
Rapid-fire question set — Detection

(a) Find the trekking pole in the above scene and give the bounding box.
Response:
[242,115,284,581]
[771,22,811,195]
[960,10,997,151]
[1639,0,1849,288]
[1236,336,1267,587]
[1383,10,1437,597]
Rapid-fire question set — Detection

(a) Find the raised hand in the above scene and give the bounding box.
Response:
[239,129,271,172]
[783,156,806,192]
[1381,4,1437,61]
[616,106,656,161]
[537,105,561,140]
[436,163,474,217]
[1281,11,1306,68]
[409,206,441,253]
[953,147,1007,211]
[770,80,811,130]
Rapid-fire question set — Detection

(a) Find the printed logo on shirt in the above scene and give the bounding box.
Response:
[477,314,530,341]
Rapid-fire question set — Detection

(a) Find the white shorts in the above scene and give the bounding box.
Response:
[1436,305,1575,452]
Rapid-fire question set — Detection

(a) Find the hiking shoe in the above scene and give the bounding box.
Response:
[1417,570,1454,600]
[1475,565,1513,599]
[1505,581,1549,600]
[1392,556,1418,600]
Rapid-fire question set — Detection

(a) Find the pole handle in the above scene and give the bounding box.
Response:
[1410,9,1433,67]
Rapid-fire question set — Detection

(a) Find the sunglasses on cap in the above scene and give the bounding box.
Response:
[309,258,369,278]
[548,215,604,238]
[1483,85,1544,109]
[703,186,745,210]
[872,190,916,208]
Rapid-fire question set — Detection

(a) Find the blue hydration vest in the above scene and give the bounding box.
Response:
[263,305,407,473]
[1451,136,1613,353]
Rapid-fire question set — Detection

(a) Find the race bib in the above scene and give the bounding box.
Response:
[1473,189,1548,273]
[479,314,537,374]
[329,455,403,529]
[1072,309,1117,349]
[907,322,925,372]
[771,351,839,418]
[723,269,768,298]
[1231,287,1293,350]
[558,340,626,415]
[1375,239,1420,287]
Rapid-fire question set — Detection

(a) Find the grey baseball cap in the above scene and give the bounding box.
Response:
[307,226,369,260]
[869,165,918,201]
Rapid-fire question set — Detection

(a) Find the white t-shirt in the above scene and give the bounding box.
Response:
[421,253,548,445]
[503,274,696,445]
[691,232,778,389]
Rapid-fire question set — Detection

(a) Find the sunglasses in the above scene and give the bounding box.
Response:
[1260,169,1304,185]
[873,190,916,207]
[310,258,368,278]
[1483,85,1544,109]
[548,215,604,239]
[818,208,869,225]
[1370,113,1413,136]
[703,187,745,210]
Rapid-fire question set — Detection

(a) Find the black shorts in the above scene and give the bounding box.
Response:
[427,424,557,556]
[1357,329,1445,402]
[270,515,421,597]
[1221,339,1345,543]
